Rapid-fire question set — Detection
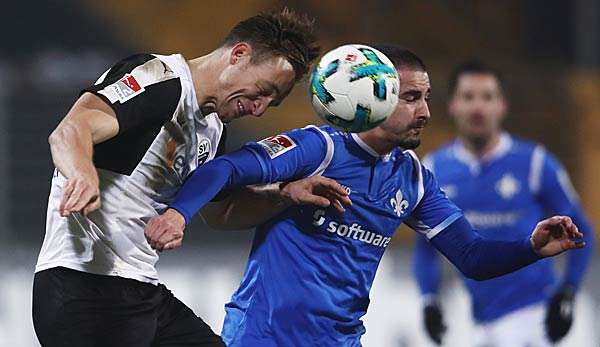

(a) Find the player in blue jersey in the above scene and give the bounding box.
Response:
[412,61,594,346]
[144,46,585,347]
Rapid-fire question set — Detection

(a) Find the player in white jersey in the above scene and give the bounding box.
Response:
[33,9,320,347]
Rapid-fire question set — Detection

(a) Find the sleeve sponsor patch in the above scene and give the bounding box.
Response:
[99,74,145,104]
[257,134,297,159]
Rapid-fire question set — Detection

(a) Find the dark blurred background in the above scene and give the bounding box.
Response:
[0,1,598,346]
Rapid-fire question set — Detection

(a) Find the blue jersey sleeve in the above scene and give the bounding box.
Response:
[413,234,442,296]
[537,150,594,289]
[243,126,329,183]
[430,217,541,281]
[406,163,463,239]
[169,127,328,223]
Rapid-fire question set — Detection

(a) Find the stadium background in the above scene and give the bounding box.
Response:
[0,1,598,346]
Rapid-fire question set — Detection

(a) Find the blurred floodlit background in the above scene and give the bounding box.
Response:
[0,1,599,346]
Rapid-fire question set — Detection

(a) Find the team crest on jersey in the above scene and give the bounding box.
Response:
[390,189,409,216]
[258,135,297,159]
[110,74,145,103]
[495,173,520,200]
[197,139,211,165]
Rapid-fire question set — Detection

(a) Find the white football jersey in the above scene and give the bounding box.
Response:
[36,53,225,284]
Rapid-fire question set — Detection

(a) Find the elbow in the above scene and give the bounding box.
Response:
[200,203,237,231]
[49,122,76,149]
[48,127,63,148]
[458,264,491,281]
[203,215,230,231]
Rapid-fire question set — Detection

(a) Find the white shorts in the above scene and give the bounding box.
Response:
[473,303,551,347]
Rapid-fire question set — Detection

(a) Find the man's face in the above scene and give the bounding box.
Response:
[378,68,431,149]
[216,44,296,122]
[449,73,506,141]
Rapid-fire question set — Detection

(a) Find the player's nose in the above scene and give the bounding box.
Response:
[418,99,431,119]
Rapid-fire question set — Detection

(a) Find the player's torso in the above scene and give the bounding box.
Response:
[429,136,554,321]
[227,130,424,343]
[38,53,224,283]
[432,137,543,239]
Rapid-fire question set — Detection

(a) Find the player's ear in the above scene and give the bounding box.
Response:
[229,42,252,65]
[498,95,508,120]
[447,95,457,118]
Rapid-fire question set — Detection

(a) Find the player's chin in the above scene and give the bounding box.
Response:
[218,109,239,123]
[400,137,421,150]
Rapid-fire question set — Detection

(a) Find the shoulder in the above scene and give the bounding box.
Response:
[426,141,456,162]
[97,53,181,84]
[418,142,456,171]
[89,53,182,108]
[508,135,541,156]
[251,125,329,159]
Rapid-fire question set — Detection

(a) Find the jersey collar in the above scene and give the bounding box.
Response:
[453,132,512,174]
[350,133,395,161]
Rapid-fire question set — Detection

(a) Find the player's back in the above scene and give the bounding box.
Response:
[222,126,460,346]
[425,134,555,322]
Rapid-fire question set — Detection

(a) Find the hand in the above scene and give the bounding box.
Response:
[280,176,352,213]
[145,208,186,251]
[545,285,575,342]
[59,173,101,217]
[423,302,446,345]
[530,216,584,257]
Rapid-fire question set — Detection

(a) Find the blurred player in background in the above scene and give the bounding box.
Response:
[145,45,586,347]
[32,9,320,347]
[413,61,594,346]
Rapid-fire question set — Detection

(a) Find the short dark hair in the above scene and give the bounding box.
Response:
[371,44,426,71]
[448,60,505,95]
[222,8,320,81]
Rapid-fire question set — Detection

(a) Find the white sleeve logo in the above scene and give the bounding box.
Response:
[257,135,297,159]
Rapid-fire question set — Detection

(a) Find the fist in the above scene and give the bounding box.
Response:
[145,208,186,251]
[59,175,101,217]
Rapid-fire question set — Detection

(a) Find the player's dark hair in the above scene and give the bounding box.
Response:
[448,60,505,95]
[371,44,426,71]
[223,8,320,81]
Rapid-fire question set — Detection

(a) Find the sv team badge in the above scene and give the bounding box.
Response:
[197,139,211,165]
[258,134,297,159]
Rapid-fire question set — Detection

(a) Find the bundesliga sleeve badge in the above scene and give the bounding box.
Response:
[257,134,297,159]
[99,73,145,104]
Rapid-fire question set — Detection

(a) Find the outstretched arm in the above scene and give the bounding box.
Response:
[430,215,583,281]
[145,128,332,250]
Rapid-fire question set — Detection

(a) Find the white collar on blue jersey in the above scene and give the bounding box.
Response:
[453,132,512,175]
[350,133,394,161]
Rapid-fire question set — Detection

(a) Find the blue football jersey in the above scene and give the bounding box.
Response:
[414,134,594,322]
[221,125,462,346]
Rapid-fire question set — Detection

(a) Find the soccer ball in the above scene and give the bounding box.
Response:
[310,44,399,132]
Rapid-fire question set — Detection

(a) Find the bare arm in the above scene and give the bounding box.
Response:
[196,176,352,232]
[200,184,288,231]
[49,92,119,216]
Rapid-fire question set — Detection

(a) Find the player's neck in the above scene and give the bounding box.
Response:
[460,131,502,158]
[357,130,395,156]
[187,51,223,115]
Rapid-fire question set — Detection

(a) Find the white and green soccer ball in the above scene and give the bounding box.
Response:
[310,44,399,132]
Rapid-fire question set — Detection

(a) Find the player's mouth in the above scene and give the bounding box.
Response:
[236,100,246,118]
